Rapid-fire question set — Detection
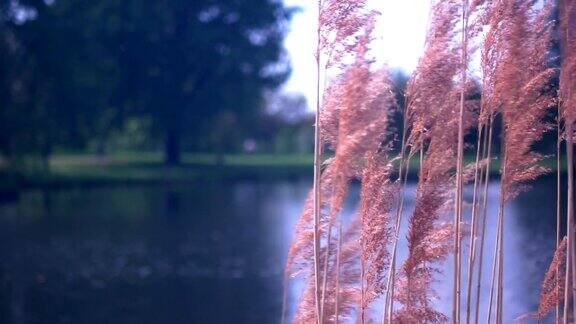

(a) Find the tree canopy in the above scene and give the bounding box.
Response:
[0,0,293,165]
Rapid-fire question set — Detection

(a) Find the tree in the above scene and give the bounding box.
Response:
[113,0,293,164]
[0,0,122,168]
[0,0,293,166]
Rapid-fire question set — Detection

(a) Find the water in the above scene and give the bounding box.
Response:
[0,177,560,323]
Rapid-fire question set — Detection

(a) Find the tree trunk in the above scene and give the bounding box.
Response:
[164,129,181,166]
[41,142,51,172]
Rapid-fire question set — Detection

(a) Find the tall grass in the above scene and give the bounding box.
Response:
[560,1,576,322]
[283,0,575,323]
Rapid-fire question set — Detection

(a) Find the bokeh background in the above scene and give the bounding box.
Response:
[0,0,562,323]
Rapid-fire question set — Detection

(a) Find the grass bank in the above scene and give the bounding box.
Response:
[0,152,566,192]
[0,152,314,192]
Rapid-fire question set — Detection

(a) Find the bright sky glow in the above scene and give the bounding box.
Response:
[282,0,431,107]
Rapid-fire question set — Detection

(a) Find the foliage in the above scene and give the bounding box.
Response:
[0,0,293,166]
[284,0,572,323]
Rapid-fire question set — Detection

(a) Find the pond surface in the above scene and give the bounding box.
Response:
[0,176,562,323]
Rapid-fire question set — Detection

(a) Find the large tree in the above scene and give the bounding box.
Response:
[0,0,122,167]
[0,0,292,165]
[113,0,292,164]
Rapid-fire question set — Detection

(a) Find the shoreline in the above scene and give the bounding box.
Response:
[0,153,567,193]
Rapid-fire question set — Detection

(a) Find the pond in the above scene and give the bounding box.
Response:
[0,176,561,323]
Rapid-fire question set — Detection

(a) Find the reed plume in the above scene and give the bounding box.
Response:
[286,0,377,321]
[314,1,374,321]
[454,0,488,319]
[468,2,507,321]
[294,277,322,324]
[559,0,576,322]
[322,22,395,223]
[285,1,567,323]
[461,16,497,316]
[485,0,556,322]
[303,149,398,324]
[516,237,567,323]
[387,2,481,323]
[318,0,371,69]
[384,3,487,321]
[499,0,555,199]
[477,0,504,126]
[294,217,361,324]
[559,0,576,124]
[403,0,461,153]
[285,168,336,278]
[359,152,398,322]
[394,82,478,323]
[331,219,362,323]
[387,0,461,308]
[287,3,397,321]
[394,70,478,324]
[318,17,396,318]
[537,237,568,321]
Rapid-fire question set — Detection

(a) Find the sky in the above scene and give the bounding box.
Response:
[282,0,431,106]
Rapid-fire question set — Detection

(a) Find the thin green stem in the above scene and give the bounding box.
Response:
[495,154,507,324]
[313,1,323,320]
[465,122,486,324]
[334,222,342,324]
[474,113,494,324]
[487,196,501,324]
[564,121,575,324]
[383,95,411,324]
[453,1,469,322]
[281,272,289,324]
[556,118,562,324]
[320,220,334,319]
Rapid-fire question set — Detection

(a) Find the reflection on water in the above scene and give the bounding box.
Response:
[0,177,559,323]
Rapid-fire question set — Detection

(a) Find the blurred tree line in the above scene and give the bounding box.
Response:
[0,0,301,167]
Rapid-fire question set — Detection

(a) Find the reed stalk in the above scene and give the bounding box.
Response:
[487,193,502,324]
[453,1,469,322]
[568,24,576,322]
[320,221,334,319]
[497,197,504,324]
[334,221,342,324]
[289,2,562,322]
[495,155,508,324]
[489,147,508,324]
[566,128,576,320]
[474,113,494,324]
[360,218,366,324]
[464,121,486,324]
[560,2,575,322]
[281,272,289,324]
[564,120,575,324]
[382,93,410,324]
[556,118,562,324]
[563,170,572,324]
[313,3,323,320]
[382,158,410,324]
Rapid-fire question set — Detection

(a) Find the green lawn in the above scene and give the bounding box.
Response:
[0,151,566,192]
[0,152,314,191]
[47,152,314,182]
[49,151,314,167]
